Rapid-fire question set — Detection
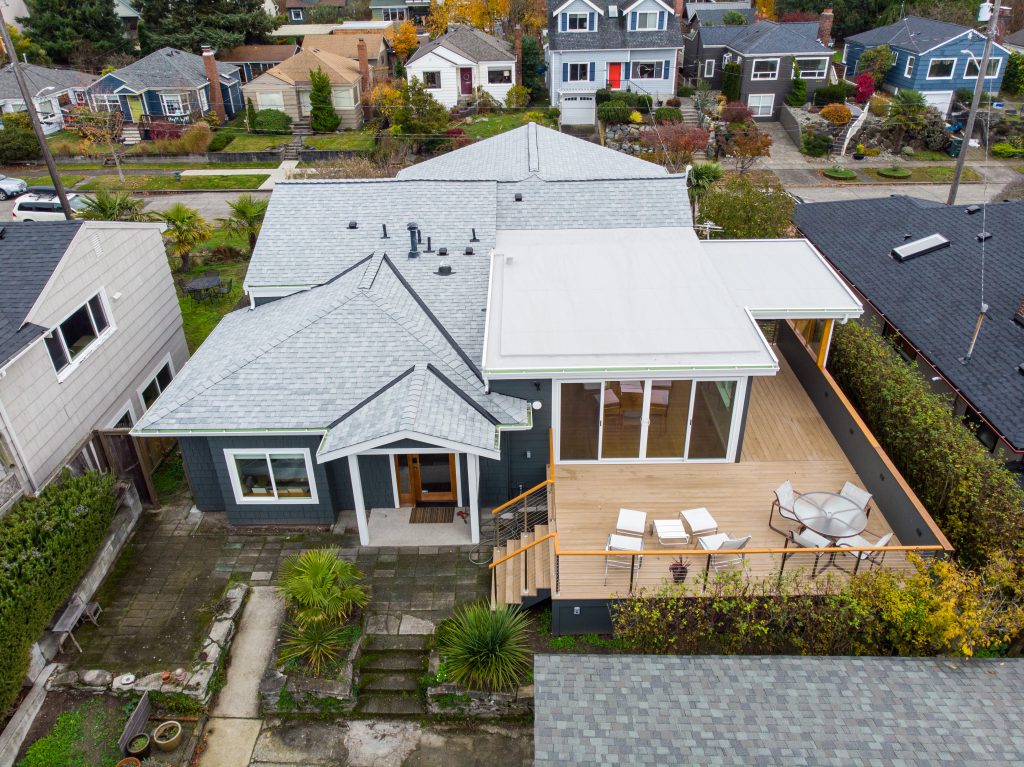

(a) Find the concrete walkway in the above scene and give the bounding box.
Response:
[181,160,300,190]
[199,586,286,767]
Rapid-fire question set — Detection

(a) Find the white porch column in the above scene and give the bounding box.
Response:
[467,453,481,545]
[348,455,369,546]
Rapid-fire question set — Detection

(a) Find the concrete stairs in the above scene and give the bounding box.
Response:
[122,124,142,145]
[679,104,700,126]
[354,633,428,716]
[492,523,553,608]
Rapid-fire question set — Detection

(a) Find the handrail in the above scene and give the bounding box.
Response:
[489,531,558,569]
[490,478,552,516]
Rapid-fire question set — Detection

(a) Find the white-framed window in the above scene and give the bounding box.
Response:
[139,357,175,409]
[225,448,318,504]
[488,67,512,84]
[421,71,441,89]
[289,8,303,21]
[199,88,209,111]
[751,58,779,80]
[747,93,774,117]
[108,401,137,430]
[567,62,590,81]
[964,57,1000,78]
[890,50,899,66]
[927,58,956,79]
[44,292,113,379]
[160,93,186,115]
[841,44,848,64]
[904,55,915,77]
[332,87,355,107]
[703,58,715,78]
[382,7,406,19]
[635,11,660,30]
[91,94,121,112]
[631,61,664,79]
[795,57,828,79]
[567,12,589,30]
[257,92,284,110]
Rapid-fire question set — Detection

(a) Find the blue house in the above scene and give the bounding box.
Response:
[85,47,242,142]
[843,16,1011,115]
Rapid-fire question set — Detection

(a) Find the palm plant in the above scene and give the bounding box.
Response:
[154,203,212,272]
[278,548,369,627]
[216,193,269,253]
[687,162,724,217]
[77,190,147,222]
[885,89,928,154]
[436,603,531,691]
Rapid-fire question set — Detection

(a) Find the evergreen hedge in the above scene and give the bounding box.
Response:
[0,472,118,714]
[828,321,1024,568]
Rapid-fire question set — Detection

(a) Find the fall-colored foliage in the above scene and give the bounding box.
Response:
[640,124,709,166]
[754,0,775,20]
[721,122,773,173]
[820,102,853,126]
[392,21,419,61]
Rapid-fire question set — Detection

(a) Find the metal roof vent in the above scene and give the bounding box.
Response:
[381,223,389,239]
[437,262,453,276]
[965,204,982,215]
[976,231,992,242]
[514,193,523,202]
[438,246,448,256]
[425,236,433,253]
[347,220,357,229]
[464,246,474,255]
[1019,363,1024,376]
[891,233,950,263]
[470,228,479,243]
[407,222,420,258]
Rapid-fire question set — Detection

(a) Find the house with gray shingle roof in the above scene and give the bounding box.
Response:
[406,24,517,108]
[0,63,96,135]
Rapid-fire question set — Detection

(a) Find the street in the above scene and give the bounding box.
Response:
[0,190,271,221]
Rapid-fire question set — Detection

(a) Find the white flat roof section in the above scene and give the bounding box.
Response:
[483,227,779,377]
[703,239,864,320]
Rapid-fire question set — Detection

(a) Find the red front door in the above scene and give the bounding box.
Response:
[608,63,622,90]
[459,67,473,96]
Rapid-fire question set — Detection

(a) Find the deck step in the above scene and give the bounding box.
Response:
[533,524,551,592]
[504,538,520,606]
[520,531,534,596]
[493,546,506,606]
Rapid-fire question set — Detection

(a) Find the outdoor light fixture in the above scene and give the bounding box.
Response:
[532,400,543,411]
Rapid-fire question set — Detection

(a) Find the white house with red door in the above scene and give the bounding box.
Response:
[406,24,517,108]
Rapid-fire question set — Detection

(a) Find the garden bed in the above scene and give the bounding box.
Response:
[822,167,859,181]
[866,166,982,182]
[14,691,126,767]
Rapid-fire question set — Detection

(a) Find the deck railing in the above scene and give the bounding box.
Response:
[489,428,556,549]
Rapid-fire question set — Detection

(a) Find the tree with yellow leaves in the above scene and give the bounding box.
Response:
[754,0,775,21]
[425,0,467,38]
[392,20,419,62]
[465,0,511,34]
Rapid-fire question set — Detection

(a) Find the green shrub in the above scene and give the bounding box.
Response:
[179,123,213,154]
[812,82,854,106]
[505,84,530,108]
[278,548,368,627]
[0,472,118,714]
[0,113,41,164]
[992,142,1024,158]
[436,603,532,691]
[801,129,830,157]
[1004,52,1024,95]
[278,621,359,675]
[721,62,741,101]
[545,107,560,121]
[868,93,891,117]
[786,76,807,107]
[208,131,235,152]
[654,106,682,124]
[252,108,292,133]
[597,100,632,124]
[677,84,693,97]
[595,88,612,105]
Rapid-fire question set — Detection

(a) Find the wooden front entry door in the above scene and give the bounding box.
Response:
[459,68,473,95]
[394,454,458,506]
[608,63,622,90]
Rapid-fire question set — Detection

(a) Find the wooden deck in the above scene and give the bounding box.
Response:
[550,356,910,600]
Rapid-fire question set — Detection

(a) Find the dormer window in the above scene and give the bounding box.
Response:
[635,11,660,30]
[567,12,588,29]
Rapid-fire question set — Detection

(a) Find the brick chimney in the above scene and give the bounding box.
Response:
[673,0,685,24]
[201,46,226,121]
[514,25,523,86]
[357,37,371,118]
[817,8,834,47]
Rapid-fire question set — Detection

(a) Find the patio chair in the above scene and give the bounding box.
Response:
[698,533,751,570]
[837,531,893,573]
[838,481,873,518]
[652,518,690,546]
[604,533,643,584]
[615,508,647,538]
[768,480,798,535]
[786,528,831,578]
[680,507,717,537]
[215,277,234,297]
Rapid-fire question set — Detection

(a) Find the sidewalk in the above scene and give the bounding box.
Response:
[181,161,300,190]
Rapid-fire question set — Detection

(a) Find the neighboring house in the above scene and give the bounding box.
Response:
[686,17,834,118]
[546,0,688,125]
[370,0,431,22]
[302,32,393,81]
[86,47,243,143]
[794,196,1024,474]
[843,16,1010,114]
[219,44,300,84]
[283,0,348,23]
[242,48,365,128]
[0,64,96,135]
[406,25,516,108]
[683,1,755,28]
[1006,28,1024,54]
[0,221,188,513]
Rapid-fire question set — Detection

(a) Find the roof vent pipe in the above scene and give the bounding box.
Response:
[514,193,523,202]
[464,246,474,255]
[437,262,453,276]
[382,223,389,239]
[348,220,357,229]
[470,228,479,242]
[417,228,422,244]
[425,236,433,253]
[438,247,448,256]
[408,222,420,258]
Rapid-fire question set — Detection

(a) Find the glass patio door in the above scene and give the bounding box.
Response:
[600,381,644,459]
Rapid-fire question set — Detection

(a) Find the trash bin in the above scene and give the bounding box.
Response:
[174,171,182,182]
[947,137,963,158]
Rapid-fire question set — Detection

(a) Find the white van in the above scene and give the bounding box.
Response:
[11,193,89,221]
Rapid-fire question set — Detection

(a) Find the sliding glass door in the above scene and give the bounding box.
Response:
[557,378,741,462]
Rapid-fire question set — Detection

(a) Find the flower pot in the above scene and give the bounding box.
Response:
[153,720,183,752]
[126,734,151,759]
[115,759,141,767]
[668,558,690,584]
[853,153,865,160]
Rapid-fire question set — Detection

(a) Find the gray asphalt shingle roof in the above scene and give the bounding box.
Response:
[0,222,81,367]
[535,655,1024,765]
[0,64,96,101]
[407,24,514,65]
[699,24,746,46]
[725,20,829,54]
[793,196,1024,451]
[103,47,237,91]
[846,15,975,53]
[692,6,756,25]
[547,0,687,52]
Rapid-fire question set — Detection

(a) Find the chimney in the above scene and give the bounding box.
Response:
[201,46,226,121]
[673,0,684,25]
[817,8,834,47]
[357,37,371,119]
[514,25,523,86]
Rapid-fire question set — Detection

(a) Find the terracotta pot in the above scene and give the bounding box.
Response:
[115,758,141,767]
[126,733,150,759]
[153,720,183,752]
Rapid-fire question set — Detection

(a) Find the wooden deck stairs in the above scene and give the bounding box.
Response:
[492,524,555,608]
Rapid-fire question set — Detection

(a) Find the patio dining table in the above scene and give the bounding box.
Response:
[185,273,221,300]
[792,491,868,540]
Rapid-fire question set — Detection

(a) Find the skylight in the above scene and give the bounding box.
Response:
[891,233,950,263]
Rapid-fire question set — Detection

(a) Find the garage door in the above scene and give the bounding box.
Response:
[560,93,596,126]
[921,91,953,114]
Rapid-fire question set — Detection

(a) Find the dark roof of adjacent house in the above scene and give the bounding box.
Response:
[722,19,829,54]
[793,196,1024,451]
[699,23,746,45]
[0,222,81,367]
[0,64,96,101]
[1006,28,1024,47]
[692,6,756,25]
[846,15,976,53]
[407,24,513,65]
[534,655,1024,765]
[547,0,687,52]
[99,47,237,91]
[284,0,348,7]
[218,44,299,64]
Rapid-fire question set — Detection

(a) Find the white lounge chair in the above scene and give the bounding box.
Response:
[698,533,751,570]
[768,480,798,535]
[680,507,717,537]
[604,533,643,584]
[615,508,647,538]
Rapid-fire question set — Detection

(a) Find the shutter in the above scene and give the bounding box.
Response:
[658,10,665,29]
[563,61,569,82]
[589,62,596,81]
[663,59,670,79]
[588,11,595,30]
[630,11,637,30]
[624,61,631,79]
[561,13,567,32]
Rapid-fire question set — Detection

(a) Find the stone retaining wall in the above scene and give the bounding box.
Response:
[426,682,534,718]
[259,631,360,716]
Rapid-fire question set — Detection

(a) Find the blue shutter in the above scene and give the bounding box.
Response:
[588,11,595,30]
[561,13,567,31]
[563,61,569,82]
[589,62,596,81]
[658,10,665,29]
[624,61,631,79]
[663,59,670,79]
[630,11,637,30]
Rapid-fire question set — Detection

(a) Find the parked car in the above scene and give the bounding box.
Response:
[11,193,89,221]
[0,174,27,200]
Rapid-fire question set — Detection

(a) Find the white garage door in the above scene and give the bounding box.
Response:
[921,90,953,114]
[560,93,596,126]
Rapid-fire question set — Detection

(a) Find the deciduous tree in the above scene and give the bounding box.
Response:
[392,20,419,62]
[699,174,793,238]
[0,24,50,65]
[640,124,708,167]
[72,107,128,182]
[466,0,510,34]
[721,121,772,173]
[856,44,892,87]
[425,0,467,38]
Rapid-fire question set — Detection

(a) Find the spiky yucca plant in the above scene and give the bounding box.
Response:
[277,548,368,627]
[436,603,532,691]
[278,622,354,676]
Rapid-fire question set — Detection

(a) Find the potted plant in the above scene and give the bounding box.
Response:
[853,143,866,160]
[127,733,151,759]
[152,721,183,752]
[668,558,690,584]
[115,759,141,767]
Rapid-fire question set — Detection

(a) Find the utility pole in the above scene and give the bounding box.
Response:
[0,5,73,218]
[947,0,1002,205]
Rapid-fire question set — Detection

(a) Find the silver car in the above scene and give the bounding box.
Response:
[0,174,27,200]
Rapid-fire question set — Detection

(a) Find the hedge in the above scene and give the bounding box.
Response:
[828,321,1024,568]
[252,108,292,133]
[597,101,632,124]
[812,82,855,107]
[0,472,118,714]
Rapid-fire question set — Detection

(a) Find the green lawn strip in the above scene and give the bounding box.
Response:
[1015,165,1024,175]
[205,228,250,250]
[215,132,293,152]
[24,175,86,187]
[463,112,529,139]
[17,698,126,767]
[303,130,376,150]
[907,149,954,162]
[864,166,982,183]
[80,174,269,191]
[55,161,281,170]
[151,448,189,502]
[178,260,249,352]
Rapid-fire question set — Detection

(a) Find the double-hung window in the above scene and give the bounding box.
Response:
[964,57,1000,78]
[632,61,664,79]
[927,58,955,79]
[904,55,915,77]
[45,293,112,376]
[226,448,318,504]
[567,62,590,81]
[140,361,174,408]
[635,11,660,30]
[703,59,715,78]
[751,58,779,80]
[567,12,588,30]
[795,57,828,79]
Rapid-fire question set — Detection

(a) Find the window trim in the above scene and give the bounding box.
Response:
[703,58,715,78]
[634,10,660,30]
[225,447,320,505]
[137,354,176,411]
[750,57,780,81]
[257,91,285,111]
[332,86,356,108]
[160,93,186,116]
[46,290,115,381]
[963,56,1001,79]
[289,8,303,20]
[91,93,121,113]
[904,55,915,77]
[926,57,957,80]
[566,11,589,31]
[747,92,774,117]
[567,62,590,81]
[382,7,407,20]
[794,57,828,80]
[421,70,442,89]
[630,60,664,80]
[487,67,513,84]
[107,400,137,430]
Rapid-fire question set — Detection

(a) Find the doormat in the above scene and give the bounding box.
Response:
[410,507,456,524]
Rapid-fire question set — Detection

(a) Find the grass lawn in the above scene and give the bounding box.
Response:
[865,166,982,183]
[205,228,250,250]
[820,169,862,182]
[464,112,530,139]
[151,448,189,503]
[909,150,953,161]
[17,697,126,767]
[55,161,281,170]
[178,259,248,351]
[304,130,376,150]
[216,132,292,151]
[80,174,269,191]
[25,175,86,187]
